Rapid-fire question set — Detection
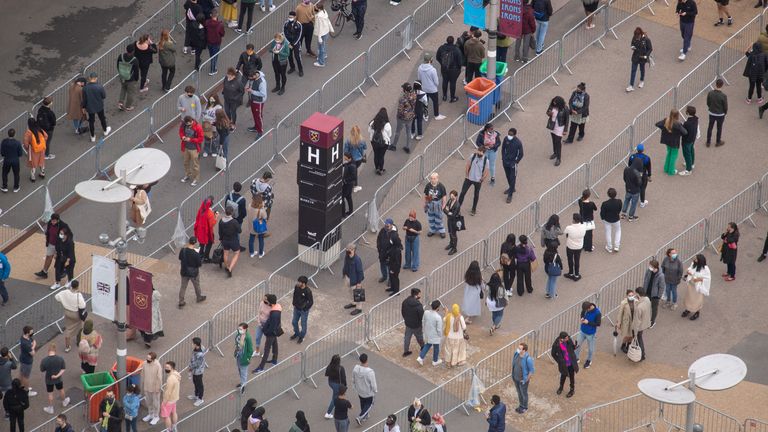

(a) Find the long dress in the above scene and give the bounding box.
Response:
[443,315,467,367]
[684,265,710,313]
[462,283,483,318]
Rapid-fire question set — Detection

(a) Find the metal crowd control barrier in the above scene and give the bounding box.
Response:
[321,52,368,115]
[246,0,295,49]
[367,16,413,86]
[30,75,79,122]
[149,71,197,139]
[536,163,588,228]
[511,39,560,111]
[762,172,768,212]
[676,51,719,109]
[366,277,428,350]
[0,111,31,147]
[132,0,179,40]
[368,155,423,232]
[660,401,743,432]
[535,293,598,361]
[28,400,88,432]
[560,5,608,75]
[273,90,321,162]
[421,115,465,176]
[425,239,486,305]
[197,34,247,96]
[241,351,303,405]
[83,36,132,87]
[227,128,277,190]
[97,108,152,174]
[632,86,676,146]
[587,124,633,195]
[547,415,581,432]
[3,290,65,357]
[210,280,267,356]
[158,321,212,374]
[581,393,658,431]
[655,217,707,265]
[718,12,765,82]
[483,202,538,270]
[169,388,240,432]
[705,181,760,253]
[363,405,410,432]
[0,184,48,251]
[412,0,455,47]
[746,418,768,432]
[605,0,655,37]
[598,259,651,325]
[301,315,366,387]
[268,243,321,299]
[474,331,537,392]
[86,369,144,424]
[318,203,370,273]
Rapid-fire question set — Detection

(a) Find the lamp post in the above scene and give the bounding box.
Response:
[75,148,170,395]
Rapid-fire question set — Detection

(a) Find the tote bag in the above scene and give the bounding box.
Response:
[627,336,642,362]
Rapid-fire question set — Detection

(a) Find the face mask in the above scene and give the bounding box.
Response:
[288,17,295,21]
[628,296,636,302]
[648,266,655,272]
[59,233,65,240]
[106,397,114,403]
[238,328,245,334]
[671,254,678,259]
[146,359,153,363]
[507,135,514,140]
[515,348,521,354]
[187,94,194,98]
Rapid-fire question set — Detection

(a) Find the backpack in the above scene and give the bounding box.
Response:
[0,252,11,280]
[371,128,386,149]
[225,193,244,220]
[440,46,455,69]
[118,54,135,82]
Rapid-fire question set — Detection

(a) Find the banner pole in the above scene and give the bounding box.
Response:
[116,169,129,398]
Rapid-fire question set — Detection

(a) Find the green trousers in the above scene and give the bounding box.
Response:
[681,142,695,171]
[664,146,679,175]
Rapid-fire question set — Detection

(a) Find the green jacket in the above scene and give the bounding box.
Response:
[235,331,253,366]
[270,40,292,64]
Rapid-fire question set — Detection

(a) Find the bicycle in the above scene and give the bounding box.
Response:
[330,0,355,38]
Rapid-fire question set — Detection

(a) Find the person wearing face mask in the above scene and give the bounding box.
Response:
[35,213,69,281]
[423,173,447,239]
[223,67,245,129]
[575,302,601,369]
[564,83,590,144]
[661,248,683,310]
[632,286,652,361]
[51,227,76,291]
[253,294,282,373]
[161,361,181,431]
[284,12,304,76]
[550,332,578,398]
[177,85,202,122]
[342,243,365,315]
[616,289,637,354]
[500,128,524,203]
[141,352,163,425]
[269,33,291,96]
[642,259,665,328]
[54,414,74,432]
[178,236,206,308]
[234,323,254,392]
[202,94,223,157]
[682,254,710,321]
[474,123,500,185]
[123,384,141,432]
[511,342,534,413]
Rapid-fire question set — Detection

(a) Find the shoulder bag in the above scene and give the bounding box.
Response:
[215,145,227,170]
[78,293,88,321]
[627,336,642,362]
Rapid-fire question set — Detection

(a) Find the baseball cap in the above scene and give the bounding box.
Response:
[637,143,645,152]
[384,218,394,225]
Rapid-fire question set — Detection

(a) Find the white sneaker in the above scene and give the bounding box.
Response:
[44,405,54,414]
[415,135,423,140]
[324,413,334,419]
[605,246,614,253]
[181,176,188,183]
[435,115,446,120]
[90,135,96,143]
[269,5,276,11]
[50,282,61,290]
[187,395,197,400]
[150,417,160,425]
[104,126,112,136]
[353,186,362,193]
[143,414,153,422]
[432,359,443,366]
[614,247,620,252]
[62,397,70,407]
[678,170,690,176]
[638,81,644,88]
[678,53,686,61]
[193,398,205,407]
[416,357,424,366]
[202,152,209,157]
[640,200,648,208]
[250,252,257,258]
[258,253,265,259]
[626,86,634,92]
[410,132,415,139]
[28,390,38,397]
[191,180,198,187]
[260,4,266,11]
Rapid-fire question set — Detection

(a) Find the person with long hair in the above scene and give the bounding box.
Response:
[655,109,687,175]
[158,29,176,92]
[133,34,158,92]
[368,108,392,175]
[546,96,568,166]
[565,83,590,143]
[324,354,347,419]
[499,233,517,294]
[269,33,291,95]
[240,398,259,430]
[247,194,268,258]
[563,213,586,281]
[551,332,578,398]
[514,235,536,296]
[543,242,562,299]
[720,222,739,281]
[344,125,368,169]
[214,108,231,159]
[313,3,333,67]
[462,261,483,324]
[578,189,597,252]
[193,196,218,261]
[540,214,561,248]
[443,304,467,367]
[289,410,311,432]
[485,273,507,334]
[202,94,223,157]
[23,117,47,181]
[627,27,652,92]
[682,254,711,320]
[679,105,698,176]
[77,319,102,373]
[475,123,501,184]
[220,0,239,27]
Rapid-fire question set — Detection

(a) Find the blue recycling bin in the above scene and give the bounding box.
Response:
[480,59,508,105]
[465,77,497,125]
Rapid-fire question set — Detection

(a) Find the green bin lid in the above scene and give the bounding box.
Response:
[480,59,508,76]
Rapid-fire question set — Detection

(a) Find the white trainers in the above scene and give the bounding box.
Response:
[638,81,644,89]
[435,115,446,120]
[324,413,334,419]
[353,186,362,193]
[104,126,112,136]
[50,282,61,291]
[62,396,70,407]
[150,417,160,425]
[90,135,96,143]
[193,398,205,407]
[143,414,153,422]
[250,252,257,258]
[28,390,38,397]
[187,395,197,400]
[626,86,634,92]
[432,359,443,366]
[202,152,209,158]
[269,5,276,11]
[260,5,266,11]
[605,245,614,253]
[678,53,686,61]
[678,170,690,176]
[416,357,424,366]
[44,405,54,414]
[639,200,648,208]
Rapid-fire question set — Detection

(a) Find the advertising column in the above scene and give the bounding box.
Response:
[297,112,344,264]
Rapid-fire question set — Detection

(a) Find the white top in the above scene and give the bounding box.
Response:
[202,103,222,123]
[313,10,334,37]
[446,314,466,340]
[55,289,86,312]
[687,264,711,296]
[550,108,565,137]
[368,122,392,145]
[563,223,587,250]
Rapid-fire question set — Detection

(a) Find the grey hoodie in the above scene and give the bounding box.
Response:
[352,364,377,398]
[417,63,440,94]
[177,93,202,121]
[0,356,18,390]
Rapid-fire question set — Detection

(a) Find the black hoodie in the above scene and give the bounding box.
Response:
[623,158,643,194]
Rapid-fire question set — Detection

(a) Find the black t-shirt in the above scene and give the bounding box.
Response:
[403,219,422,238]
[423,183,446,201]
[40,355,66,385]
[334,398,352,420]
[19,337,33,365]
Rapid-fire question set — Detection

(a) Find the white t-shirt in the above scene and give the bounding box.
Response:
[550,108,565,137]
[563,223,587,250]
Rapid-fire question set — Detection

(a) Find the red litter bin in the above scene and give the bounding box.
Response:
[464,77,497,125]
[111,356,144,387]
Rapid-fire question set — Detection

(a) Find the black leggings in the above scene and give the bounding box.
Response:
[139,63,151,89]
[516,261,532,296]
[193,373,204,399]
[373,146,387,171]
[748,78,764,100]
[502,264,516,291]
[582,228,593,252]
[161,66,176,91]
[559,365,575,390]
[551,133,562,159]
[55,260,75,283]
[301,22,314,53]
[9,410,24,432]
[272,58,287,90]
[566,247,581,276]
[202,242,213,260]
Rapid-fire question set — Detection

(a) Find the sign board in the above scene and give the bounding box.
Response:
[128,267,154,333]
[91,255,116,320]
[499,0,523,38]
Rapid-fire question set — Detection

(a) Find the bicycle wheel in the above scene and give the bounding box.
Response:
[331,11,345,38]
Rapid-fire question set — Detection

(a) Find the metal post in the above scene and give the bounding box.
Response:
[116,169,129,397]
[685,369,696,432]
[486,0,499,83]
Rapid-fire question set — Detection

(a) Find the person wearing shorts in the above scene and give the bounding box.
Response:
[161,361,181,431]
[218,207,242,277]
[714,0,732,27]
[39,343,69,414]
[18,326,38,396]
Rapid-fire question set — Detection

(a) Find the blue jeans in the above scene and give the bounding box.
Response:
[575,332,596,362]
[535,19,549,53]
[254,324,264,348]
[404,236,420,270]
[629,61,646,86]
[219,133,229,159]
[72,119,81,132]
[491,310,504,327]
[208,44,221,73]
[379,260,388,281]
[680,21,694,54]
[335,418,350,432]
[486,149,498,179]
[248,234,265,255]
[237,361,248,387]
[125,416,138,432]
[514,379,529,409]
[419,343,440,362]
[622,192,640,217]
[259,0,273,8]
[292,308,309,338]
[318,34,329,65]
[665,283,678,303]
[545,274,558,297]
[326,382,341,415]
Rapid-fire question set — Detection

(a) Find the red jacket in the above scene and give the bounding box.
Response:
[522,5,536,35]
[179,121,204,152]
[204,18,225,46]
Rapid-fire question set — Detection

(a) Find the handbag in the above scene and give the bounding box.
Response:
[546,117,556,130]
[353,288,366,302]
[546,257,562,276]
[215,146,227,170]
[530,258,539,273]
[276,327,285,337]
[454,215,467,231]
[627,336,643,362]
[78,293,88,321]
[253,218,268,234]
[582,221,595,231]
[211,243,225,265]
[463,330,470,340]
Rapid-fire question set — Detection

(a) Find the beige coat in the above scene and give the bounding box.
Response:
[163,370,181,403]
[616,299,634,339]
[632,297,652,332]
[130,189,150,226]
[141,360,163,393]
[67,82,84,121]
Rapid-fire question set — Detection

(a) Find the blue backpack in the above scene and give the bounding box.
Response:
[0,252,11,280]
